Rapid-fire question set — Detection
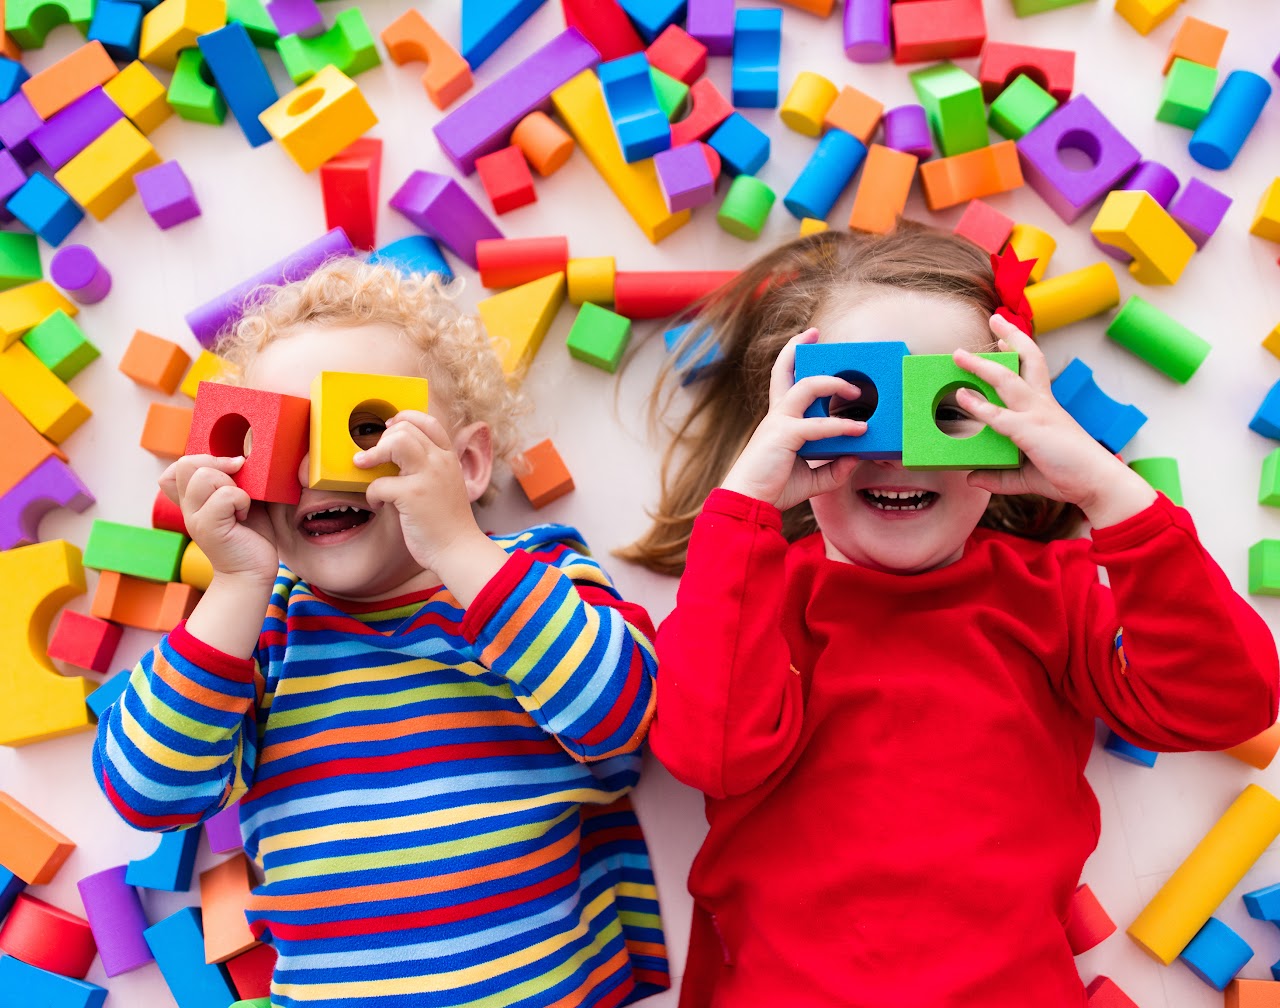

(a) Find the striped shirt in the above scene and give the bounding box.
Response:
[93,524,668,1007]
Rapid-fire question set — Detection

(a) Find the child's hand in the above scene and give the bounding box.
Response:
[159,455,279,585]
[720,328,866,512]
[953,315,1157,528]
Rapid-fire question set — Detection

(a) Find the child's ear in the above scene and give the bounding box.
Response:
[453,421,494,504]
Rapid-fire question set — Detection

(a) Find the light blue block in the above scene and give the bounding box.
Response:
[1244,882,1280,921]
[795,341,909,460]
[0,57,29,102]
[1250,380,1280,440]
[7,174,84,246]
[1050,358,1146,454]
[1178,916,1252,991]
[126,828,200,892]
[86,669,131,720]
[707,112,770,176]
[369,235,454,282]
[87,0,142,60]
[783,128,866,220]
[598,53,671,163]
[732,7,782,108]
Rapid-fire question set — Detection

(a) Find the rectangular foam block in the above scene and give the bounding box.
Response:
[0,792,75,884]
[144,907,239,1007]
[54,118,161,221]
[902,352,1021,470]
[0,340,91,443]
[848,144,917,233]
[308,371,429,491]
[795,341,909,459]
[197,21,277,147]
[91,571,200,631]
[29,87,123,170]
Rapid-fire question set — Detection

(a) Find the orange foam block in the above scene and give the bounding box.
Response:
[822,85,883,144]
[1226,722,1280,770]
[1227,979,1280,1008]
[141,402,194,458]
[119,329,192,393]
[21,40,118,118]
[200,853,258,963]
[848,144,917,234]
[0,393,66,498]
[918,139,1022,210]
[380,9,472,110]
[1164,16,1227,74]
[91,571,200,632]
[516,439,574,508]
[0,792,75,884]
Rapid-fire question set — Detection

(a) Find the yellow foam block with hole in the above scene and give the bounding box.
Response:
[1024,262,1119,334]
[307,371,428,492]
[103,60,171,134]
[551,71,689,245]
[1090,190,1195,285]
[260,65,378,174]
[0,540,95,747]
[0,282,78,349]
[1250,178,1280,243]
[478,271,566,378]
[54,119,161,221]
[0,342,91,443]
[139,0,227,69]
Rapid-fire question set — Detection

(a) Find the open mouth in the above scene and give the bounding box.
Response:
[859,489,938,512]
[298,504,374,537]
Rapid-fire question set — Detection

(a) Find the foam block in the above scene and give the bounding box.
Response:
[477,272,566,376]
[1189,70,1271,170]
[0,791,76,883]
[1050,357,1145,453]
[516,438,574,507]
[892,0,985,64]
[0,341,91,444]
[732,7,782,108]
[389,171,503,269]
[22,310,98,383]
[784,129,865,221]
[1090,190,1195,285]
[613,269,737,318]
[30,87,123,170]
[566,301,632,372]
[823,85,884,144]
[686,0,733,55]
[320,137,380,249]
[307,371,429,491]
[197,21,277,147]
[1105,731,1158,767]
[368,236,452,282]
[47,610,122,672]
[0,957,105,1007]
[91,571,200,631]
[909,61,987,157]
[844,0,891,62]
[918,140,1022,210]
[21,40,117,119]
[135,161,201,229]
[848,143,917,233]
[1178,917,1252,991]
[476,144,537,213]
[144,907,239,1008]
[126,829,200,892]
[200,853,258,963]
[77,866,152,976]
[1024,262,1118,332]
[50,244,110,304]
[379,9,472,111]
[599,53,670,162]
[0,457,94,551]
[902,352,1020,470]
[670,77,732,147]
[259,65,378,174]
[274,9,380,85]
[794,341,909,459]
[978,40,1074,102]
[1106,295,1209,382]
[1065,883,1116,954]
[55,118,161,221]
[461,0,546,68]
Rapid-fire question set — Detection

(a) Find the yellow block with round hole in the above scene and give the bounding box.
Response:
[54,119,160,221]
[139,0,227,69]
[259,65,379,174]
[779,71,837,137]
[1250,178,1280,243]
[1023,262,1119,334]
[307,371,429,492]
[1090,189,1195,286]
[566,257,616,305]
[103,61,171,134]
[1007,223,1055,283]
[180,541,213,592]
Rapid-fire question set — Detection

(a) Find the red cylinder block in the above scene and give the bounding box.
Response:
[614,270,739,319]
[1066,883,1116,955]
[476,236,569,289]
[0,893,98,978]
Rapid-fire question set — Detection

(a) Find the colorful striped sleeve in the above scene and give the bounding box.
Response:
[92,618,264,832]
[461,536,658,763]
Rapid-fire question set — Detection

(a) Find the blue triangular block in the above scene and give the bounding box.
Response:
[461,0,549,69]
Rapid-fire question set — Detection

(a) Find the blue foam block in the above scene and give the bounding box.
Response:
[0,955,106,1007]
[732,7,782,108]
[1251,380,1280,440]
[461,0,548,69]
[599,53,671,163]
[0,866,25,918]
[87,0,143,60]
[663,322,722,385]
[1103,730,1157,767]
[144,907,239,1008]
[1189,70,1271,171]
[7,174,85,246]
[784,128,866,220]
[795,341,910,460]
[707,112,770,176]
[1178,916,1252,991]
[1050,358,1146,454]
[126,827,201,891]
[1244,882,1280,921]
[0,57,29,102]
[198,21,279,147]
[369,235,454,281]
[618,0,687,42]
[86,669,131,719]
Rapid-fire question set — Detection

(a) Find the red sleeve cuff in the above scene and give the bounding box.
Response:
[1089,492,1184,557]
[168,620,257,685]
[460,548,536,643]
[703,488,785,531]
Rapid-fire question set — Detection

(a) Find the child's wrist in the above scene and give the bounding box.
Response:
[429,532,509,609]
[1077,463,1158,529]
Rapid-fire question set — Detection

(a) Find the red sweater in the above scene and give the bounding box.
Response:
[653,489,1278,1008]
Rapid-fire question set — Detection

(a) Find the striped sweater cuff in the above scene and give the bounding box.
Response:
[168,620,257,685]
[460,548,537,643]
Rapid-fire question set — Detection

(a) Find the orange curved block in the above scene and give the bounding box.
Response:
[0,792,75,883]
[918,139,1022,210]
[380,9,472,111]
[849,144,917,234]
[1226,722,1280,770]
[779,0,835,14]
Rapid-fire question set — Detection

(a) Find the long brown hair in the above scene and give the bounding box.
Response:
[619,222,1080,576]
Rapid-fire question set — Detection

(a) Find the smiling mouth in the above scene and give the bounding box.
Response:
[859,489,938,511]
[298,505,374,537]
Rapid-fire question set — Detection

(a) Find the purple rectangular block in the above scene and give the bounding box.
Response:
[389,171,502,269]
[204,803,243,853]
[654,143,714,211]
[686,0,733,56]
[1016,94,1141,224]
[77,865,154,977]
[136,160,201,229]
[0,455,94,551]
[0,148,25,206]
[1168,176,1232,248]
[30,87,122,170]
[844,0,891,63]
[185,227,354,346]
[433,28,600,175]
[0,92,44,164]
[266,0,323,38]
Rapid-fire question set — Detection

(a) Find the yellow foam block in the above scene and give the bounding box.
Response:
[1114,0,1181,35]
[55,118,161,221]
[180,541,213,591]
[0,540,95,747]
[1264,323,1280,361]
[1250,178,1280,243]
[799,217,828,236]
[1024,262,1119,334]
[307,371,429,492]
[0,282,78,348]
[779,71,837,137]
[1129,784,1280,964]
[550,71,689,245]
[1007,223,1056,283]
[180,350,231,399]
[1091,190,1195,285]
[103,60,171,134]
[139,0,227,69]
[566,256,615,306]
[260,65,379,174]
[0,342,91,443]
[477,271,566,378]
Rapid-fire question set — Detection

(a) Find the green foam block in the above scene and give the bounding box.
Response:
[910,62,988,158]
[1249,540,1280,596]
[650,67,689,122]
[989,74,1058,140]
[717,175,775,240]
[168,49,227,125]
[1106,295,1210,383]
[22,310,98,382]
[0,232,42,290]
[1261,449,1280,507]
[276,7,379,85]
[1157,58,1216,129]
[1128,457,1183,505]
[566,302,632,373]
[84,520,187,583]
[902,352,1021,470]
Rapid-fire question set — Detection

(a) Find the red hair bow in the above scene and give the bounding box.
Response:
[990,247,1036,336]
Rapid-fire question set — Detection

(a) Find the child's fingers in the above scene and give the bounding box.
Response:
[197,484,253,526]
[952,349,1033,411]
[354,421,433,471]
[385,411,452,452]
[777,373,860,418]
[806,455,858,496]
[769,327,820,407]
[795,416,866,445]
[183,466,241,517]
[966,469,1030,496]
[164,455,245,505]
[955,388,1014,435]
[990,316,1050,391]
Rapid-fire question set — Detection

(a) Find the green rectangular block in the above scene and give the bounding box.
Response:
[910,62,988,158]
[1157,58,1216,129]
[0,232,42,291]
[566,302,632,373]
[989,74,1058,140]
[22,310,98,382]
[1261,449,1280,507]
[84,520,187,583]
[276,7,380,85]
[1128,457,1183,506]
[1249,540,1280,596]
[902,352,1020,470]
[1012,0,1091,14]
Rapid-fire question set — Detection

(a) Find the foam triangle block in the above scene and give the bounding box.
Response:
[478,271,566,376]
[461,0,549,69]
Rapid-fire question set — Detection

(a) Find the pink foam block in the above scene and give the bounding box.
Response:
[389,171,503,269]
[265,0,323,37]
[883,104,932,159]
[0,455,94,550]
[845,0,891,62]
[77,866,154,977]
[136,161,201,230]
[954,199,1014,254]
[50,244,111,303]
[1168,176,1232,248]
[654,143,715,211]
[204,803,243,854]
[686,0,733,55]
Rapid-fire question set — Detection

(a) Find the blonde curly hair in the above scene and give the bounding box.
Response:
[213,255,527,505]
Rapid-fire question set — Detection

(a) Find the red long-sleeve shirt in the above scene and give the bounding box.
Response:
[653,489,1278,1008]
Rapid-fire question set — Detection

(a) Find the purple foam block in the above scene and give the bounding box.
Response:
[654,143,715,211]
[1016,94,1141,224]
[0,148,25,213]
[883,104,932,159]
[50,244,111,303]
[1168,176,1231,248]
[77,866,154,977]
[1274,52,1280,78]
[135,160,200,230]
[266,0,323,38]
[433,28,600,175]
[185,227,354,346]
[686,0,733,56]
[844,0,891,63]
[0,92,44,164]
[389,171,502,269]
[0,455,94,551]
[1092,160,1179,262]
[204,803,243,853]
[30,88,122,170]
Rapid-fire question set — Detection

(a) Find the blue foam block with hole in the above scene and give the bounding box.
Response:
[794,341,909,460]
[126,827,201,891]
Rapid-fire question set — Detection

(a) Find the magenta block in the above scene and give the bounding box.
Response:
[1016,94,1141,224]
[883,104,932,159]
[389,171,502,269]
[0,148,25,214]
[204,803,242,853]
[0,455,94,551]
[654,143,715,211]
[135,161,200,230]
[1168,176,1232,248]
[185,227,354,346]
[265,0,323,37]
[77,866,154,977]
[686,0,733,55]
[0,91,43,164]
[432,28,600,175]
[1092,160,1179,262]
[50,244,111,303]
[844,0,891,62]
[30,88,122,170]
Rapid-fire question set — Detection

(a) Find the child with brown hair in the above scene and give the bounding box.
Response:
[94,257,668,1006]
[625,223,1276,1007]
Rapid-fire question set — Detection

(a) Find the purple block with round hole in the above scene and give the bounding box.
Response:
[135,161,201,230]
[686,0,733,55]
[389,170,503,269]
[266,0,323,38]
[883,104,932,159]
[1167,176,1231,248]
[30,88,122,170]
[77,865,154,977]
[0,92,44,164]
[1092,160,1179,262]
[204,802,243,853]
[844,0,891,63]
[1016,94,1141,224]
[654,142,715,211]
[50,244,111,304]
[0,455,94,551]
